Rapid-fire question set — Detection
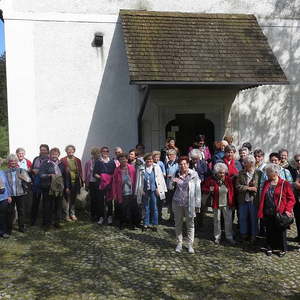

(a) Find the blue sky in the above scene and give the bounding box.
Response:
[0,21,5,55]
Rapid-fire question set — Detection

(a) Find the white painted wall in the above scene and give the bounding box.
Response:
[1,0,300,162]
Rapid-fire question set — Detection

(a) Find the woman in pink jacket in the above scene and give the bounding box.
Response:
[112,153,138,230]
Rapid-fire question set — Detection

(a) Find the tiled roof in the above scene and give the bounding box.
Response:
[120,10,288,86]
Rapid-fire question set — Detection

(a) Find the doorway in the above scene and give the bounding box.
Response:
[165,114,215,155]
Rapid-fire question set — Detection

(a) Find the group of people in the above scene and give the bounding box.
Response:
[0,135,299,257]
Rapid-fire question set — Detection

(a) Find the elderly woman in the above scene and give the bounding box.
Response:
[16,148,32,171]
[212,140,228,165]
[238,147,249,169]
[172,156,201,253]
[0,170,12,238]
[152,150,166,223]
[189,134,211,163]
[84,147,101,222]
[93,146,116,225]
[135,153,167,231]
[165,149,179,225]
[236,155,263,242]
[161,138,179,163]
[5,154,31,233]
[189,149,210,229]
[112,153,137,229]
[202,163,235,244]
[258,163,295,257]
[61,145,83,222]
[288,154,300,242]
[39,148,69,230]
[269,152,293,183]
[223,145,242,177]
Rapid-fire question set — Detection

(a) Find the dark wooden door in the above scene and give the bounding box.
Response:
[166,114,215,155]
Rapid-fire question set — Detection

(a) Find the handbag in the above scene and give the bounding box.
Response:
[275,181,294,230]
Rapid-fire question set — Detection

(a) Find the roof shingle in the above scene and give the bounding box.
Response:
[120,10,288,86]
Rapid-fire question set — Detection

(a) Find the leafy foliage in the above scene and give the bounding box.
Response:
[0,53,8,157]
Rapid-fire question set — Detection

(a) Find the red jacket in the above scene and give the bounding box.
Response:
[202,176,235,209]
[223,158,239,177]
[60,156,83,183]
[258,177,295,218]
[112,164,136,204]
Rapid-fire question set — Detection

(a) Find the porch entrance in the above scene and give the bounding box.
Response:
[165,114,215,155]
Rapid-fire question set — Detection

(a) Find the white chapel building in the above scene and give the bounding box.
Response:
[0,0,299,162]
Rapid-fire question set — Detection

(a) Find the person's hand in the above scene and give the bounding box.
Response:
[286,211,293,217]
[209,186,214,192]
[295,181,300,190]
[65,188,70,194]
[7,197,12,203]
[155,189,160,197]
[173,178,180,184]
[195,207,201,213]
[32,169,39,175]
[142,191,145,196]
[248,186,257,192]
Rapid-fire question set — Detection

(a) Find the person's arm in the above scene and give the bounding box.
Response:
[285,181,296,214]
[93,160,102,179]
[194,173,201,209]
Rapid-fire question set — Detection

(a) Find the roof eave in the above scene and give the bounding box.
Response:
[129,80,290,86]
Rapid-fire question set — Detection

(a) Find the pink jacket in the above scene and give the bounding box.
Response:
[112,164,136,204]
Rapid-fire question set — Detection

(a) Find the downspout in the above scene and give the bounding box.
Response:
[138,86,150,144]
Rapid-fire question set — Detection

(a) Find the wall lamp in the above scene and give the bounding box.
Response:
[92,32,103,47]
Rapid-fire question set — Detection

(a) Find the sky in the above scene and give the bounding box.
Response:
[0,21,5,55]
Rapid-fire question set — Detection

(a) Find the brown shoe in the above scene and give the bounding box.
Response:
[70,215,77,221]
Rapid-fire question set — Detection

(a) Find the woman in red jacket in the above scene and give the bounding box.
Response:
[258,163,295,257]
[112,153,138,229]
[202,162,235,245]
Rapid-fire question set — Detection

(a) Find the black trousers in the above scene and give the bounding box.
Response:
[31,191,42,225]
[293,202,300,238]
[49,194,63,225]
[42,189,51,226]
[0,199,9,235]
[119,195,139,226]
[8,195,26,233]
[265,215,287,251]
[89,182,101,221]
[166,190,175,221]
[157,197,163,223]
[98,189,113,218]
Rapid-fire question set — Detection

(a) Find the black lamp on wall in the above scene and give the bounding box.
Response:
[92,32,103,47]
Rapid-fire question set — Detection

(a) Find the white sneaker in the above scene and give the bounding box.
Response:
[188,245,195,254]
[97,217,104,225]
[107,216,113,225]
[175,243,182,253]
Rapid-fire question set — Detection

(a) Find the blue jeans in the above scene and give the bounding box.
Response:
[239,202,258,236]
[143,191,158,226]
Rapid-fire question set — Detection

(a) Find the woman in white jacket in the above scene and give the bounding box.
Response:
[172,156,201,254]
[135,153,167,231]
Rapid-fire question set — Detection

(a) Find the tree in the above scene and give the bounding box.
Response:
[0,52,9,157]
